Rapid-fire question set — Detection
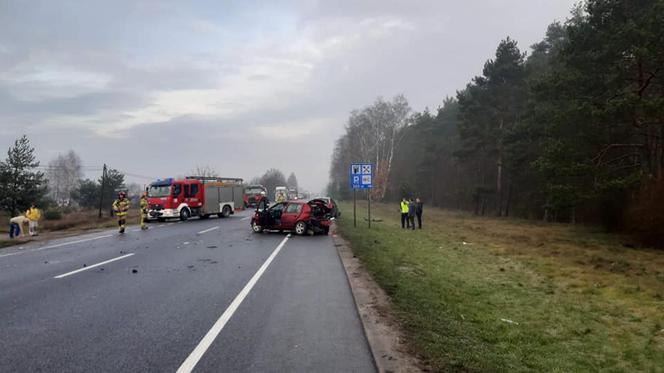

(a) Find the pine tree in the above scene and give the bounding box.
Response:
[0,135,48,216]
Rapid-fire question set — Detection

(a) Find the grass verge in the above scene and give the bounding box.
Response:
[0,209,142,249]
[337,202,664,372]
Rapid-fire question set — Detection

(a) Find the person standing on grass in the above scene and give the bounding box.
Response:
[400,197,410,229]
[408,198,416,230]
[415,197,423,229]
[26,202,42,236]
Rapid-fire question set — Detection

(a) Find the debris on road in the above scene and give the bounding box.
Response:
[132,269,138,273]
[500,318,519,325]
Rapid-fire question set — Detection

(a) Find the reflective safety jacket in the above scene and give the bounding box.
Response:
[26,207,42,221]
[139,197,148,212]
[400,201,409,214]
[113,198,130,217]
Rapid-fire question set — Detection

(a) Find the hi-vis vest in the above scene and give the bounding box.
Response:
[400,201,409,214]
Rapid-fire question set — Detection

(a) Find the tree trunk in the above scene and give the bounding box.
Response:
[496,115,504,216]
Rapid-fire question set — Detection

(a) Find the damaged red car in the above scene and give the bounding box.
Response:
[251,198,333,235]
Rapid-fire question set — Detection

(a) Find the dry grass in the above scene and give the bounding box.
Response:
[0,209,142,248]
[338,202,664,372]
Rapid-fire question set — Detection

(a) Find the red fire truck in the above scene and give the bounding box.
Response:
[243,184,267,208]
[146,176,244,221]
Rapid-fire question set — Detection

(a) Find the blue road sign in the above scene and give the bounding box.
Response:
[350,163,373,189]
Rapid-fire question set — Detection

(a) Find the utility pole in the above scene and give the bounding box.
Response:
[98,164,107,218]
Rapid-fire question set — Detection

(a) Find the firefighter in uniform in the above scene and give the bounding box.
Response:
[139,192,149,230]
[113,191,130,234]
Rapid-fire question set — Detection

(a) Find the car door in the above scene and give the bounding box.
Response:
[267,202,285,229]
[280,203,302,229]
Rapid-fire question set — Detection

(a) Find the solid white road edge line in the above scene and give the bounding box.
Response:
[0,234,113,259]
[53,253,135,279]
[176,234,291,373]
[197,226,219,235]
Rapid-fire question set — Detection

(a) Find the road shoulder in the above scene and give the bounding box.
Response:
[332,226,425,373]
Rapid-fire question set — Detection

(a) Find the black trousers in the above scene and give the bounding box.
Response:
[401,213,408,228]
[416,212,422,229]
[408,215,415,230]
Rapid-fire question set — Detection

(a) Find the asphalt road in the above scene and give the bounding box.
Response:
[0,210,375,372]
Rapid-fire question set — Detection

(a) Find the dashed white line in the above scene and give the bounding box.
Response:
[53,253,135,279]
[176,234,291,373]
[0,234,113,259]
[197,226,219,234]
[240,216,252,221]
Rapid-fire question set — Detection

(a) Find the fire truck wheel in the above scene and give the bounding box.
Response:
[180,208,190,221]
[221,205,232,218]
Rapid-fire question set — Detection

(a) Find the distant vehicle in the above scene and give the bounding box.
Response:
[251,198,333,235]
[287,187,298,200]
[147,176,244,221]
[315,197,341,218]
[275,186,288,202]
[244,184,267,208]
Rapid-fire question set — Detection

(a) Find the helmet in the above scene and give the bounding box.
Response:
[118,191,126,198]
[260,191,266,196]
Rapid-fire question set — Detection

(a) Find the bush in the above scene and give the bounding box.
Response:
[43,208,62,220]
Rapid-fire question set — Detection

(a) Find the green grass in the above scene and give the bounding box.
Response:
[338,202,664,372]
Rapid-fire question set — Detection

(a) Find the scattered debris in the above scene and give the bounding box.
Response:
[83,264,87,267]
[500,318,519,325]
[500,267,505,272]
[461,314,465,320]
[206,245,218,249]
[183,242,190,245]
[131,269,138,273]
[100,268,104,271]
[44,261,48,264]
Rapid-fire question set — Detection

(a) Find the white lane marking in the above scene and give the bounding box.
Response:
[0,234,113,259]
[240,216,251,221]
[158,224,165,227]
[53,253,135,279]
[177,234,291,373]
[197,226,219,234]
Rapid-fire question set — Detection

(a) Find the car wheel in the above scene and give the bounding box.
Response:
[251,221,263,233]
[221,205,232,218]
[294,221,307,236]
[180,208,190,221]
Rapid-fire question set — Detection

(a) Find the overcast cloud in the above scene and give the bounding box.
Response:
[0,0,577,194]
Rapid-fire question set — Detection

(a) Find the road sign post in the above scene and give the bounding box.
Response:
[350,163,373,229]
[353,189,357,227]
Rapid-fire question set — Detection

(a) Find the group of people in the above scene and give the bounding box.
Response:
[112,190,149,234]
[8,203,42,239]
[400,197,423,230]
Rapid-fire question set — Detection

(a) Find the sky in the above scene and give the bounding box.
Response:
[0,0,578,195]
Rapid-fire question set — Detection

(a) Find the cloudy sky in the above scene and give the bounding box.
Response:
[0,0,577,194]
